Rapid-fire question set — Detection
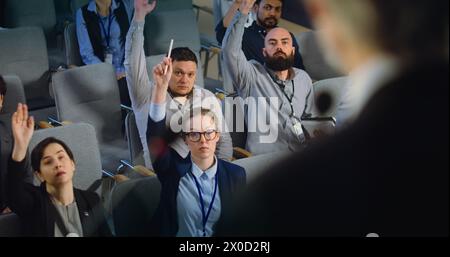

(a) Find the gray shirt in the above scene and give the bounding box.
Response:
[222,12,315,155]
[52,200,83,237]
[124,20,233,165]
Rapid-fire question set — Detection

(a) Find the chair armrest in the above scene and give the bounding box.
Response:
[132,165,156,177]
[113,174,130,183]
[38,121,54,129]
[120,104,133,112]
[209,46,221,55]
[233,147,252,159]
[215,92,226,101]
[119,160,155,177]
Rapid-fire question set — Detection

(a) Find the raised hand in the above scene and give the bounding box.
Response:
[134,0,157,21]
[151,57,172,104]
[240,0,256,15]
[11,103,34,162]
[153,57,172,91]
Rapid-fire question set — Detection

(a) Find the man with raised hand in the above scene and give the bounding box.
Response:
[125,0,232,168]
[221,0,314,155]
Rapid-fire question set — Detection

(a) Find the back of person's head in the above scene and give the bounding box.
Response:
[171,47,198,65]
[31,137,75,173]
[318,0,448,64]
[0,75,6,96]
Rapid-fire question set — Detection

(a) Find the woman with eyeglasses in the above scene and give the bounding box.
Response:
[146,57,247,237]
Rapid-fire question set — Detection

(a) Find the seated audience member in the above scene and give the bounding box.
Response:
[7,103,112,237]
[125,0,232,168]
[76,0,134,108]
[0,76,33,214]
[216,0,304,70]
[217,0,449,237]
[221,0,314,155]
[146,57,246,236]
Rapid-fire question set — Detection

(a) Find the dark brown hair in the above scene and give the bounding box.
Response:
[31,137,75,172]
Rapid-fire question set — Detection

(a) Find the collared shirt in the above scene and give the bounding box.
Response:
[148,87,228,159]
[124,20,233,167]
[76,0,133,75]
[335,56,400,128]
[176,156,221,237]
[216,19,304,70]
[222,12,314,155]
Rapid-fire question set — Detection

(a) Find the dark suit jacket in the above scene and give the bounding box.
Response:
[147,117,247,236]
[7,156,112,237]
[217,60,449,237]
[0,116,32,211]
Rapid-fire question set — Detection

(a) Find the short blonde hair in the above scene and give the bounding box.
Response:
[181,107,219,133]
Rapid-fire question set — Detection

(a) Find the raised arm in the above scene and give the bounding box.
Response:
[7,103,36,215]
[124,0,157,110]
[215,0,242,44]
[221,0,257,98]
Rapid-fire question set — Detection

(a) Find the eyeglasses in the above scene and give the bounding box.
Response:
[185,130,217,142]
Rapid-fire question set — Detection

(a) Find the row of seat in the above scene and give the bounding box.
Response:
[0,119,291,236]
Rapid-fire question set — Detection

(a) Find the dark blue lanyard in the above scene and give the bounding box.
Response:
[98,7,114,48]
[190,171,218,237]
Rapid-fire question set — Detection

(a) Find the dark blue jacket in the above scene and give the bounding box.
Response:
[146,117,246,236]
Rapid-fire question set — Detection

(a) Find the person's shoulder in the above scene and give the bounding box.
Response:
[197,87,215,97]
[293,68,312,84]
[76,188,101,203]
[250,60,265,71]
[220,159,246,176]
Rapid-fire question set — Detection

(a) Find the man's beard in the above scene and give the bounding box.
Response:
[258,16,278,29]
[265,51,295,71]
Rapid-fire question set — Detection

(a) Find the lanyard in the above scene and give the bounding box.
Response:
[98,6,114,49]
[190,171,218,237]
[279,80,295,117]
[267,68,297,118]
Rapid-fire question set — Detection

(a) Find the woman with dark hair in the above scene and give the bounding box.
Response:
[7,103,112,237]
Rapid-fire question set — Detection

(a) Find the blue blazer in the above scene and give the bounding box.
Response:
[146,117,246,236]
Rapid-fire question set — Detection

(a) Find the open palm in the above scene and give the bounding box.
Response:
[135,0,157,15]
[11,103,34,151]
[152,57,172,90]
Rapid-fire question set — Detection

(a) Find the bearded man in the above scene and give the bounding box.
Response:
[221,0,314,155]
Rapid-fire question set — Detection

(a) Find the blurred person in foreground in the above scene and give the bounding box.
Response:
[217,0,449,237]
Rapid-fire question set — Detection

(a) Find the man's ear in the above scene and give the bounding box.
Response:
[262,48,267,57]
